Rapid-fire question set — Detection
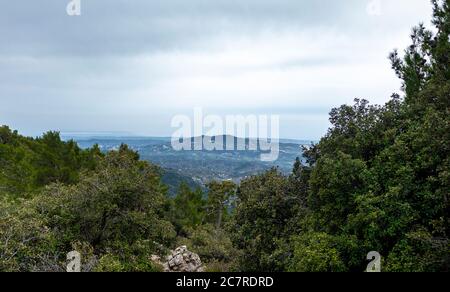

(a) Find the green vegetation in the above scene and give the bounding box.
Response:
[0,0,448,272]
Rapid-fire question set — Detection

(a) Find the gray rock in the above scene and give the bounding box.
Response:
[152,246,204,272]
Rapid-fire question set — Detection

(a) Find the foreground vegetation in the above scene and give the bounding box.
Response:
[0,0,449,272]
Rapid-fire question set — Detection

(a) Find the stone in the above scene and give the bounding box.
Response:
[151,246,204,272]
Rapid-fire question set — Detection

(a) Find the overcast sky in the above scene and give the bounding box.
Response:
[0,0,433,140]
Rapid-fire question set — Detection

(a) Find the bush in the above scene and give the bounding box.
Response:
[178,224,239,272]
[288,232,347,272]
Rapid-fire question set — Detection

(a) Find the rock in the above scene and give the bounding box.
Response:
[152,246,204,272]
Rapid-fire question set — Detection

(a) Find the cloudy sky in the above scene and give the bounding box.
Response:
[0,0,433,140]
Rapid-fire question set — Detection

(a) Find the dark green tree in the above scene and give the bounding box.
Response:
[170,183,206,233]
[206,181,236,229]
[230,169,304,271]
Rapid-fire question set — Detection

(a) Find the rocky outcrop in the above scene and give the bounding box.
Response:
[152,246,204,272]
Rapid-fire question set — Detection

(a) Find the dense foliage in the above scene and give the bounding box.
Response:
[231,0,449,272]
[0,128,99,197]
[0,0,448,272]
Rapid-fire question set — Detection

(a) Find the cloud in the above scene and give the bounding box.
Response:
[0,0,433,139]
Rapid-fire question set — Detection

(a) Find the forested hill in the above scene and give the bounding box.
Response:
[0,1,449,272]
[0,128,101,196]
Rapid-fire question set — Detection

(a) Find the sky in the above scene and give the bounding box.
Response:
[0,0,433,140]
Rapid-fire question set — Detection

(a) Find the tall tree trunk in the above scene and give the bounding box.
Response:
[216,208,223,230]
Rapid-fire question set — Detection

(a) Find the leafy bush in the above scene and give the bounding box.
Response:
[178,224,239,272]
[288,232,347,272]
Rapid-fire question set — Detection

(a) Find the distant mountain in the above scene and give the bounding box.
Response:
[171,135,313,147]
[69,135,312,192]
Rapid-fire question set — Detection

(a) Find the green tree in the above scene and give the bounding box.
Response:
[206,181,236,229]
[297,0,450,271]
[170,183,206,233]
[288,232,347,272]
[0,127,100,198]
[230,169,304,271]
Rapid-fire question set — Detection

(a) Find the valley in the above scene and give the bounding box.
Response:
[67,135,312,194]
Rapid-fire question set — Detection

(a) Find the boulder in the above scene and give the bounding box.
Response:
[152,246,204,272]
